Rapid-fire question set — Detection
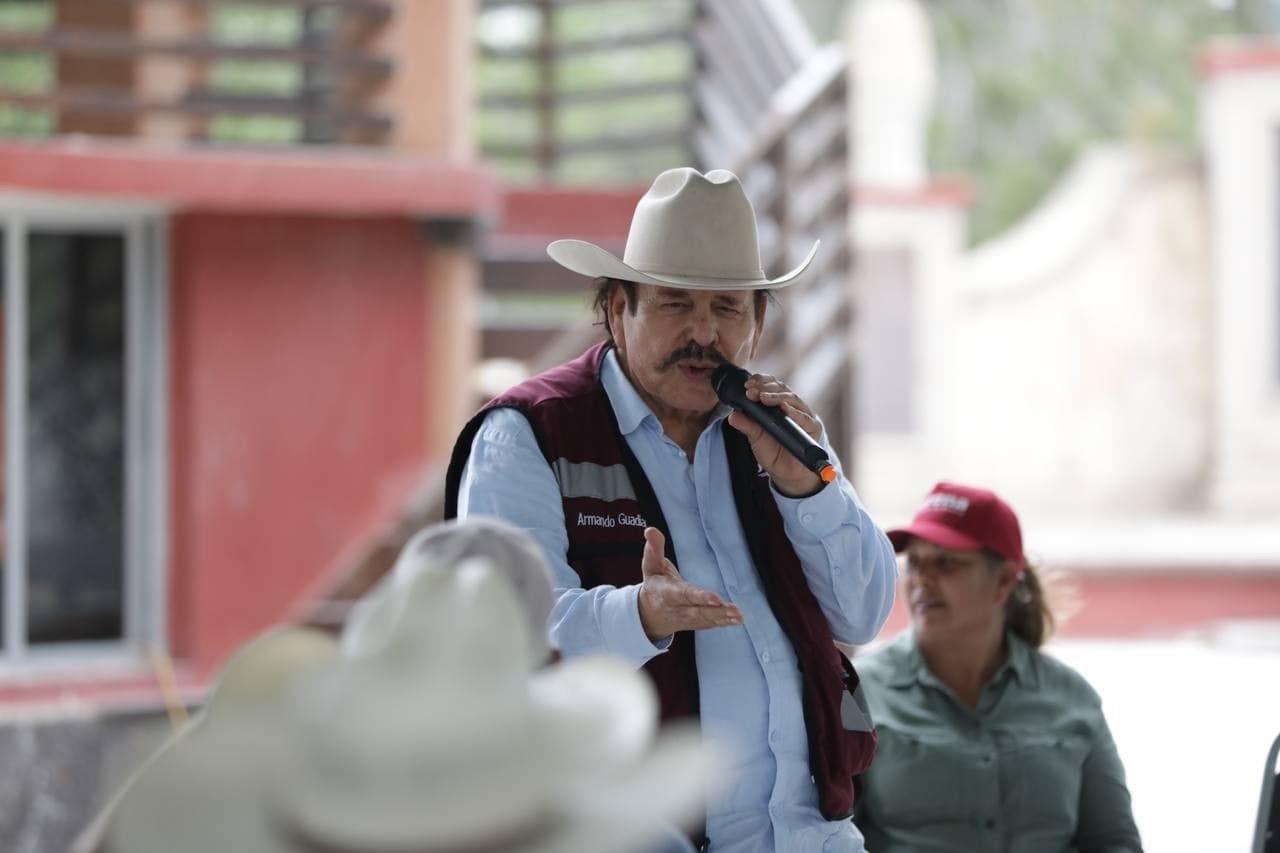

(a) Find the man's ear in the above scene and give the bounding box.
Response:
[607,283,628,354]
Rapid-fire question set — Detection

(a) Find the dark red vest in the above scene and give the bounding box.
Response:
[445,342,876,820]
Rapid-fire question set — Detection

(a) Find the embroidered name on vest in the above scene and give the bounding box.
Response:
[576,511,648,528]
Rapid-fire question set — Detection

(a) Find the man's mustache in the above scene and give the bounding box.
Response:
[659,344,728,372]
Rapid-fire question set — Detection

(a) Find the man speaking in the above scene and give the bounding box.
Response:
[445,168,897,852]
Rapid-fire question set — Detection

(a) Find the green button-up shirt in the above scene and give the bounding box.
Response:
[853,631,1141,853]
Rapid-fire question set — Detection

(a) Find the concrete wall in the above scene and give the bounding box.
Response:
[856,147,1214,521]
[954,148,1212,515]
[0,709,171,853]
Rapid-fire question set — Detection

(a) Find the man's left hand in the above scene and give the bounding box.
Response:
[725,373,826,498]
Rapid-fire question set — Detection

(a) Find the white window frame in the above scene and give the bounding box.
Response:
[1,195,169,674]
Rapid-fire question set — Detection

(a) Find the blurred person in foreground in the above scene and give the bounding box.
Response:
[79,522,714,853]
[445,167,897,852]
[852,481,1142,853]
[342,516,557,668]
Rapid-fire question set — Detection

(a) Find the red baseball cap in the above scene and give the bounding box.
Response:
[887,481,1025,568]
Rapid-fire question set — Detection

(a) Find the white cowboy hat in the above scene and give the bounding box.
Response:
[547,167,818,290]
[279,558,716,853]
[342,516,555,669]
[83,626,341,853]
[92,555,714,853]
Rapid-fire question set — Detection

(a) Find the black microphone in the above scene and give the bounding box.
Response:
[710,363,836,485]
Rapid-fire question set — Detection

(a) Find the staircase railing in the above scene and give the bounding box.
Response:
[729,42,853,458]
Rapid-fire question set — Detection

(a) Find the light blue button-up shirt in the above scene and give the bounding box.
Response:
[458,349,897,853]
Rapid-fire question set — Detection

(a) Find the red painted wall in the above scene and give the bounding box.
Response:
[489,186,645,255]
[168,213,429,675]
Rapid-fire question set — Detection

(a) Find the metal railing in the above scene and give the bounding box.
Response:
[475,0,822,184]
[731,42,853,452]
[475,0,697,183]
[0,0,396,144]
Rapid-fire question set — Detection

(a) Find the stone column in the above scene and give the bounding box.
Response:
[845,0,971,516]
[1200,40,1280,516]
[340,0,474,157]
[343,0,481,460]
[133,0,210,142]
[421,220,481,461]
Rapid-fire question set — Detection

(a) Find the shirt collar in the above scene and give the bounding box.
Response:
[600,346,732,437]
[1003,631,1039,688]
[600,347,656,436]
[889,633,929,689]
[889,630,1039,690]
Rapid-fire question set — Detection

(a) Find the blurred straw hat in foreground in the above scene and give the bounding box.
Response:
[86,523,714,853]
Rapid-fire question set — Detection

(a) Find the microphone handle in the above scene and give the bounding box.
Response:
[733,395,832,476]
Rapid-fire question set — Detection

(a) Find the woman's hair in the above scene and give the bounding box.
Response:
[984,550,1067,648]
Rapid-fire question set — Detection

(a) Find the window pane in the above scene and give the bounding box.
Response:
[26,231,125,644]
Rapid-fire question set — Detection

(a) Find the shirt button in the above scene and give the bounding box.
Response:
[802,513,814,524]
[984,818,996,830]
[769,730,780,745]
[981,754,993,764]
[760,650,771,663]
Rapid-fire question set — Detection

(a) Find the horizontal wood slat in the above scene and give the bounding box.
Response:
[0,86,393,133]
[97,0,393,17]
[0,30,393,77]
[480,25,691,60]
[480,79,689,109]
[483,125,686,159]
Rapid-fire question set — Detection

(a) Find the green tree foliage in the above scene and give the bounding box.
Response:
[797,0,1269,243]
[927,0,1267,242]
[0,1,53,137]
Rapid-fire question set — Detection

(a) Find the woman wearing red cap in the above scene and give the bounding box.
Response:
[852,481,1141,853]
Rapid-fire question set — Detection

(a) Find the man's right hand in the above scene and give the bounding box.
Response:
[638,526,744,642]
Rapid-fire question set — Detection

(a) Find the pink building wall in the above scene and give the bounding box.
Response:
[168,213,429,675]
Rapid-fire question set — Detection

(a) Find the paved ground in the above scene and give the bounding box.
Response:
[1050,624,1280,853]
